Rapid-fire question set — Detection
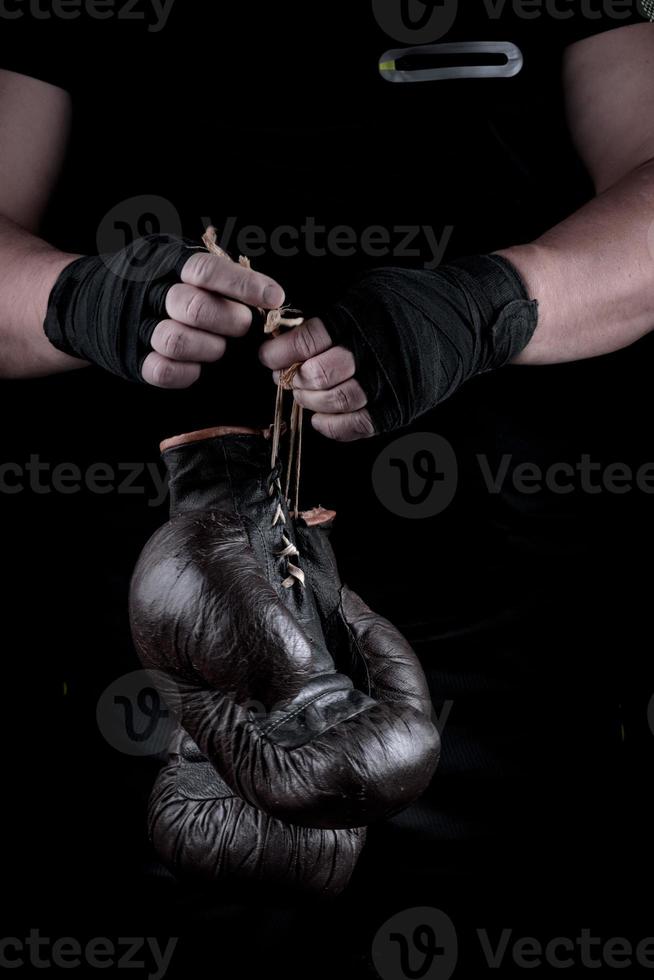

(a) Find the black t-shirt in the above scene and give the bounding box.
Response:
[1,0,652,903]
[0,0,648,262]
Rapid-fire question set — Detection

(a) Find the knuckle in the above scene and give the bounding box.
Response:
[330,385,350,413]
[229,272,250,300]
[294,325,321,361]
[186,251,215,286]
[163,324,186,360]
[153,359,177,387]
[305,357,331,389]
[184,290,209,327]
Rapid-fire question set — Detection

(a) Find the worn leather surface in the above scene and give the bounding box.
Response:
[148,726,365,896]
[130,431,440,829]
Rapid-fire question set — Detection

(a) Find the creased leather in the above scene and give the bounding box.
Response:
[148,726,365,895]
[130,431,440,830]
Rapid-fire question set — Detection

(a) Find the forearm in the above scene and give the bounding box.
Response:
[0,213,83,377]
[499,158,654,365]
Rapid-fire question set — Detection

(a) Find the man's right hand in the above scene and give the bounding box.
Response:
[44,234,285,388]
[1,72,285,384]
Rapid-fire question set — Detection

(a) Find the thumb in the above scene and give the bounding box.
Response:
[258,317,332,370]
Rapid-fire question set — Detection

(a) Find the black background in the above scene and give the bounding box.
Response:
[1,2,653,976]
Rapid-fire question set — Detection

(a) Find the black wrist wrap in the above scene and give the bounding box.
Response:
[318,254,539,432]
[44,234,203,381]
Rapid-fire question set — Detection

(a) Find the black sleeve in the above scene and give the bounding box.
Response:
[446,0,652,51]
[553,0,652,49]
[0,17,87,95]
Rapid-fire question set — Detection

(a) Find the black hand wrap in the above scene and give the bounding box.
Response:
[318,254,539,433]
[43,234,204,381]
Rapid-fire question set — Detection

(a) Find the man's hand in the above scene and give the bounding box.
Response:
[259,259,538,441]
[141,247,285,388]
[0,72,283,383]
[44,234,285,387]
[258,317,374,442]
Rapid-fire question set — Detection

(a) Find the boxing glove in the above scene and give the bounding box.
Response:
[130,426,439,829]
[149,725,365,896]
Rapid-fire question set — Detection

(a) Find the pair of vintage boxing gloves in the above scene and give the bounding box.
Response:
[129,426,441,896]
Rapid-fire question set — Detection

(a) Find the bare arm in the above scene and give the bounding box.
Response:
[0,69,285,385]
[500,23,654,364]
[257,22,654,440]
[0,70,84,377]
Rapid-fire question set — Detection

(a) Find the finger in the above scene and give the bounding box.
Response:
[292,346,355,391]
[259,317,332,370]
[150,320,227,363]
[311,409,376,442]
[165,284,252,337]
[293,378,367,414]
[181,251,285,309]
[141,351,202,389]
